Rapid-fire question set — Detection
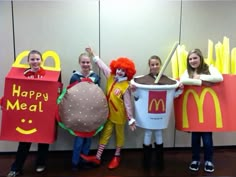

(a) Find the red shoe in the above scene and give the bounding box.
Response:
[80,154,101,165]
[108,156,120,169]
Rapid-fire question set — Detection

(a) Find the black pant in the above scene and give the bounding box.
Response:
[10,142,49,171]
[191,132,213,162]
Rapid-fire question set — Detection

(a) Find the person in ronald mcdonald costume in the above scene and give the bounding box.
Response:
[80,47,136,169]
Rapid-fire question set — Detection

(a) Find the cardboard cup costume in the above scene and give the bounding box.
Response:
[131,75,180,130]
[0,51,62,143]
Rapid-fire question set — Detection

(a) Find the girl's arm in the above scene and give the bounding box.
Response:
[93,56,111,79]
[180,70,202,86]
[180,66,223,86]
[123,88,136,131]
[199,65,223,83]
[86,47,111,78]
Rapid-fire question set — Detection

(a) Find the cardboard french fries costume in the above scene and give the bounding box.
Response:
[0,50,62,144]
[172,42,236,132]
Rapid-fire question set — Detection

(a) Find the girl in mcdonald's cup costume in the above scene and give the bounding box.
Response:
[130,55,183,171]
[7,50,49,177]
[80,47,136,169]
[180,48,223,173]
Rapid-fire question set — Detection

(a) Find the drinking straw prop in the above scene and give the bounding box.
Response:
[154,42,179,84]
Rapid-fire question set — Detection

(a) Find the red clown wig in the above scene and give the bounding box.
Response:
[110,57,136,81]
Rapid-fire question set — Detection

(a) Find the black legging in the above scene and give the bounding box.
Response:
[10,142,49,171]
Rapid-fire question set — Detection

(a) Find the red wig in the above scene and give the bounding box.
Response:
[110,57,136,81]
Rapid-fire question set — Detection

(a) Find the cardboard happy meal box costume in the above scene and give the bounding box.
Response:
[0,50,62,143]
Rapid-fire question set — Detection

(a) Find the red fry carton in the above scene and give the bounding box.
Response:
[174,74,236,132]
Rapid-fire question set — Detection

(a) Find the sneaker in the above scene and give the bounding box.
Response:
[7,171,21,177]
[35,166,46,173]
[204,161,214,173]
[189,161,200,171]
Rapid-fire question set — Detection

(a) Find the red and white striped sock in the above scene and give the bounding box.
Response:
[96,144,105,160]
[114,146,121,156]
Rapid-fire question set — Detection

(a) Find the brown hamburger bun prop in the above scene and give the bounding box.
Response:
[57,80,108,137]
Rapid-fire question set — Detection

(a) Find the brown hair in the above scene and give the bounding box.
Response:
[27,50,42,62]
[148,55,162,66]
[187,49,209,78]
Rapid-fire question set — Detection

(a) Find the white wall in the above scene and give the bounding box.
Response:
[0,0,236,152]
[0,0,17,152]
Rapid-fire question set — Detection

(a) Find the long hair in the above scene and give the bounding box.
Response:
[110,57,136,81]
[187,48,210,78]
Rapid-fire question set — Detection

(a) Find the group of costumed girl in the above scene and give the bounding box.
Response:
[59,47,178,170]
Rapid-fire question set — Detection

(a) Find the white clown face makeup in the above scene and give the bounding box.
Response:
[116,68,126,78]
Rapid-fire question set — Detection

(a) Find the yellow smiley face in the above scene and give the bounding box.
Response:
[16,118,37,135]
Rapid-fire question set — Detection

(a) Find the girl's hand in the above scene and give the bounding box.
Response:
[178,82,184,89]
[129,84,136,92]
[85,47,95,58]
[129,123,136,131]
[202,80,215,87]
[193,74,200,79]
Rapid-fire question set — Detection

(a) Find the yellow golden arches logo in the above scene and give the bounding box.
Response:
[182,88,223,128]
[12,50,60,71]
[148,99,165,113]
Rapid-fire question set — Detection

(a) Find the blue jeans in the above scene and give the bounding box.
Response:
[72,137,91,166]
[191,132,213,162]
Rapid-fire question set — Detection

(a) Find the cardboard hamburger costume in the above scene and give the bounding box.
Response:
[57,79,108,137]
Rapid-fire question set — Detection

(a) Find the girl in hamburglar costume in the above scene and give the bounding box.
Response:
[80,47,136,169]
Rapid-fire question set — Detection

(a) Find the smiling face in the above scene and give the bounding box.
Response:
[16,118,37,135]
[149,57,161,76]
[188,53,201,69]
[28,53,42,72]
[79,54,91,75]
[116,68,126,78]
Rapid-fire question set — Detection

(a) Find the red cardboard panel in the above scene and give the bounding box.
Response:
[174,74,236,132]
[0,67,61,143]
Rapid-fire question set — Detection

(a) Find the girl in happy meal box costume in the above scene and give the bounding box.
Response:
[80,47,136,169]
[7,50,49,177]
